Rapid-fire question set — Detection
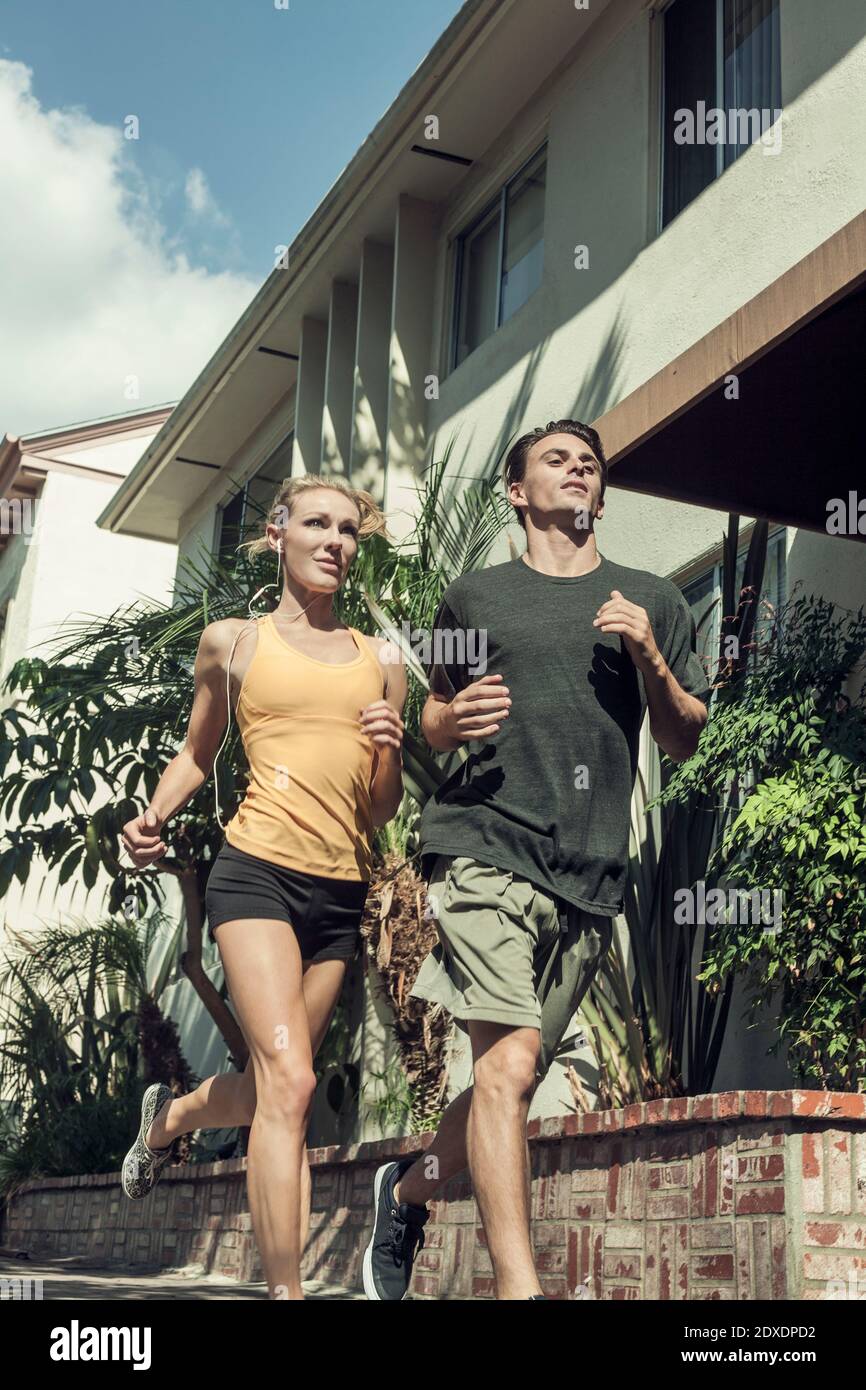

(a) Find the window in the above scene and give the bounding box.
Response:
[217,431,294,565]
[661,0,781,227]
[452,145,546,368]
[681,526,786,677]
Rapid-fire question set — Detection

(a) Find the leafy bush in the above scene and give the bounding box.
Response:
[652,590,866,1091]
[0,913,198,1194]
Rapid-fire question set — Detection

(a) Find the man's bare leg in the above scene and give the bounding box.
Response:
[464,1021,541,1299]
[396,1022,542,1299]
[394,1087,472,1206]
[395,1090,536,1210]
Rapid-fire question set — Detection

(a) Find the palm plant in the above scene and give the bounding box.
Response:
[0,438,513,1132]
[0,541,281,1067]
[0,910,198,1194]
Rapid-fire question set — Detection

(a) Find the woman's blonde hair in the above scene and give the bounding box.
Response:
[237,474,388,558]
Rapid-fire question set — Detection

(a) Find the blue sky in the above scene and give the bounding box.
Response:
[0,0,465,433]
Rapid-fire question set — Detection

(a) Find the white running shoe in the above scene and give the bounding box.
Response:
[121,1082,174,1200]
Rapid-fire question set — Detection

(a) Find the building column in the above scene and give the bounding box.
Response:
[322,282,359,476]
[386,196,441,539]
[350,240,394,503]
[292,316,327,476]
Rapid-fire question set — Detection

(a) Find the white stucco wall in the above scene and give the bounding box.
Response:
[0,433,181,1025]
[423,0,866,583]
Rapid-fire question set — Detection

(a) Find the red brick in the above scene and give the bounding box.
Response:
[828,1132,853,1214]
[648,1162,689,1189]
[793,1091,866,1121]
[603,1252,641,1279]
[802,1133,825,1212]
[533,1221,566,1247]
[735,1184,785,1215]
[737,1152,784,1182]
[735,1219,752,1299]
[744,1091,769,1117]
[646,1192,689,1219]
[717,1092,742,1120]
[411,1273,440,1298]
[536,1249,566,1272]
[692,1253,734,1280]
[768,1089,795,1117]
[804,1221,866,1248]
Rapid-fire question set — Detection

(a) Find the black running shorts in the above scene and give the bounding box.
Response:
[205,842,369,963]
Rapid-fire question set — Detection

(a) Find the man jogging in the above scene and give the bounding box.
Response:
[363,419,710,1301]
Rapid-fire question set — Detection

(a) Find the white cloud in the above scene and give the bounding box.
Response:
[185,166,228,224]
[0,60,259,436]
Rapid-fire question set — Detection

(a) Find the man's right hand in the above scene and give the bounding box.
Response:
[121,807,168,869]
[440,673,511,743]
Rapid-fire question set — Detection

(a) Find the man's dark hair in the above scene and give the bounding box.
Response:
[502,419,607,531]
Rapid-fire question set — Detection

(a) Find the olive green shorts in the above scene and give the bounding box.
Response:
[409,854,614,1079]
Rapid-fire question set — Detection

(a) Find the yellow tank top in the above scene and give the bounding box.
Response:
[224,614,385,880]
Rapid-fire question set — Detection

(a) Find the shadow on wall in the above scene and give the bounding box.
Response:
[428,307,628,529]
[710,974,794,1092]
[786,527,866,702]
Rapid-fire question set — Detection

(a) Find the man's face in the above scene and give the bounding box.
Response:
[510,432,605,532]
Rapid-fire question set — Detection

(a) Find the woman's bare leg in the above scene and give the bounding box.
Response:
[295,957,347,1252]
[210,917,315,1299]
[143,943,349,1277]
[145,959,347,1150]
[145,1061,256,1147]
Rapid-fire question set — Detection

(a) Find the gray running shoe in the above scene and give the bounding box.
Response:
[121,1082,174,1199]
[362,1157,429,1300]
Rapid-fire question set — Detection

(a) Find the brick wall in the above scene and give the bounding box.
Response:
[3,1090,865,1299]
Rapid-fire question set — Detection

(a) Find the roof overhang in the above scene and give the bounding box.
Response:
[596,210,866,540]
[1,405,174,558]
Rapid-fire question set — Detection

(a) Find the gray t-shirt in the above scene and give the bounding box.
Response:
[418,553,711,915]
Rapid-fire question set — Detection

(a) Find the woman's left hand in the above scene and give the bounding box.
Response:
[360,699,404,752]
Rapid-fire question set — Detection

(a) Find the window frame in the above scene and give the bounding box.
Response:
[679,524,788,678]
[449,141,548,372]
[658,0,782,232]
[215,429,295,564]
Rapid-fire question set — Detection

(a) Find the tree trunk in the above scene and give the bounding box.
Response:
[177,866,249,1069]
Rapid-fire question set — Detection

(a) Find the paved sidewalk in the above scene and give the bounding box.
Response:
[0,1253,364,1300]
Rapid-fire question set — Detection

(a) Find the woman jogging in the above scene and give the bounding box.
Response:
[119,475,406,1300]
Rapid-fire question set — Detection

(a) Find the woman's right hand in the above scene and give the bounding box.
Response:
[121,807,168,868]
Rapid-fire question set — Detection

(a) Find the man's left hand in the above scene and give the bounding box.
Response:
[593,590,662,673]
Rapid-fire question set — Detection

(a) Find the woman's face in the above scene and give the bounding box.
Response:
[268,487,361,592]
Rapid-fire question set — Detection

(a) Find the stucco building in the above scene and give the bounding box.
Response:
[90,0,866,1132]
